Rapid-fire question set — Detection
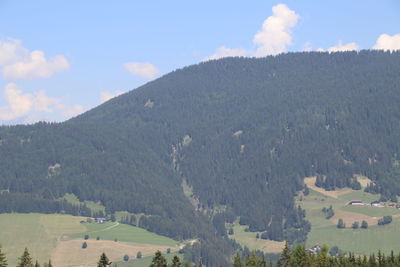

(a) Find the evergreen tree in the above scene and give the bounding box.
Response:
[0,246,7,267]
[277,242,290,267]
[17,248,33,267]
[289,245,309,267]
[233,253,242,267]
[150,251,167,267]
[43,260,52,267]
[171,255,182,267]
[34,261,40,267]
[97,253,111,267]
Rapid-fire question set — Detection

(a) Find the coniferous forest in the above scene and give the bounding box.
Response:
[1,51,400,266]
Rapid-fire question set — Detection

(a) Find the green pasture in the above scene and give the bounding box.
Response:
[299,186,400,254]
[68,221,177,246]
[116,253,181,267]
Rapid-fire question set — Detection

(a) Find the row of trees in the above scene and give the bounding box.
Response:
[337,219,369,229]
[235,243,400,267]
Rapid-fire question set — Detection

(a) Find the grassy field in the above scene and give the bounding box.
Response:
[69,222,178,246]
[229,223,285,254]
[0,213,86,266]
[0,213,178,267]
[299,180,400,254]
[62,193,105,214]
[115,253,181,267]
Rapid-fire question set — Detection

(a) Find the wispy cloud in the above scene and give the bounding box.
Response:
[123,62,159,79]
[0,38,69,80]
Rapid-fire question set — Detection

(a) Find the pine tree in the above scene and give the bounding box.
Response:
[233,253,242,267]
[0,246,7,267]
[289,245,309,267]
[150,251,167,267]
[171,255,181,267]
[277,242,290,267]
[17,248,33,267]
[98,253,111,267]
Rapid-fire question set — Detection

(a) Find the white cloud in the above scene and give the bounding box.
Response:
[0,38,69,80]
[202,46,247,61]
[203,4,299,60]
[253,4,299,57]
[0,83,33,120]
[124,62,159,79]
[0,83,84,122]
[373,33,400,51]
[325,41,360,52]
[100,90,124,103]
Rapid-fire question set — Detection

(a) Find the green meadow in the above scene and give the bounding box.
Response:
[299,184,400,254]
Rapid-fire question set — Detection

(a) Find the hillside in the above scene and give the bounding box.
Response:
[1,51,400,266]
[0,213,177,267]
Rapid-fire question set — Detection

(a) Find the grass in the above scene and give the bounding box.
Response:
[229,223,285,253]
[62,193,105,214]
[299,183,400,254]
[0,213,178,267]
[0,213,86,266]
[115,253,181,267]
[68,222,178,246]
[341,205,400,217]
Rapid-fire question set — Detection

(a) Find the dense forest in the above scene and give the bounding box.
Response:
[0,51,400,266]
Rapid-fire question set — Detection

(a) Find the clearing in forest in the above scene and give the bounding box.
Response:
[299,178,400,254]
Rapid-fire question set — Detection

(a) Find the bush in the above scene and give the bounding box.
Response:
[82,242,87,249]
[96,236,100,240]
[260,232,268,240]
[84,234,89,240]
[123,255,129,261]
[228,228,234,235]
[352,221,359,229]
[329,246,342,256]
[361,220,368,229]
[378,215,392,226]
[137,251,142,259]
[337,219,345,229]
[167,248,171,254]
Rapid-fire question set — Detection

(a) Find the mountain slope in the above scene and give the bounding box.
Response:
[1,50,400,265]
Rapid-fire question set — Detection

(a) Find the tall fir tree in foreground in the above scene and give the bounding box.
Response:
[0,246,7,267]
[98,253,111,267]
[150,251,167,267]
[17,248,33,267]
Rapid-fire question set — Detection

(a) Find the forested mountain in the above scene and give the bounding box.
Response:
[1,51,400,266]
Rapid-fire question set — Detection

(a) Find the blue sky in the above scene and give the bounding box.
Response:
[0,0,399,124]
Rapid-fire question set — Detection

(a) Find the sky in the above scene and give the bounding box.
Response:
[0,0,399,124]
